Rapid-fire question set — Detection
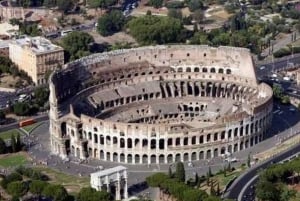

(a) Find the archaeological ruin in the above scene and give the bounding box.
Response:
[49,45,273,164]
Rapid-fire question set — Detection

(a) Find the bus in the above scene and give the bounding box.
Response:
[61,29,73,36]
[19,119,35,127]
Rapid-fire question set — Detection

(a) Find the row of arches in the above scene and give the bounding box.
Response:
[84,134,263,164]
[177,67,231,75]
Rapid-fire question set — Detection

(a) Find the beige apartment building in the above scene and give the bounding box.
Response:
[9,36,64,85]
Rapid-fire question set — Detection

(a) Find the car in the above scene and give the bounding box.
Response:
[260,66,266,70]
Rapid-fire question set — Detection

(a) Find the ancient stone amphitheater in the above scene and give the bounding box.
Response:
[49,45,273,164]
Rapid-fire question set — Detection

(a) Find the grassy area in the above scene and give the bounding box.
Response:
[22,122,43,133]
[0,129,22,140]
[34,166,90,193]
[0,153,28,167]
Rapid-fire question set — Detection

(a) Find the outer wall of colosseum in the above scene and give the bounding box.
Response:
[48,45,273,164]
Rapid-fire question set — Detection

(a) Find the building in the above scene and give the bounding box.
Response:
[0,40,10,57]
[49,45,273,164]
[0,22,19,38]
[9,36,64,85]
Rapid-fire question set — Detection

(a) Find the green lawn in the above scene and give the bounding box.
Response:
[0,154,28,167]
[34,166,90,193]
[22,122,43,133]
[0,129,22,140]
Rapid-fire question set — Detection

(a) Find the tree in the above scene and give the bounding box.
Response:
[97,10,125,36]
[0,138,6,154]
[168,166,173,178]
[193,9,204,24]
[77,187,111,201]
[208,166,212,177]
[187,0,204,12]
[273,84,283,99]
[256,179,281,201]
[57,0,74,14]
[13,102,30,116]
[247,153,251,168]
[281,95,290,104]
[128,15,183,45]
[148,0,163,8]
[61,31,94,61]
[16,133,21,152]
[0,110,5,120]
[195,173,199,186]
[168,9,182,19]
[42,184,68,201]
[175,162,185,182]
[34,87,50,107]
[29,180,49,196]
[7,181,28,197]
[11,134,17,153]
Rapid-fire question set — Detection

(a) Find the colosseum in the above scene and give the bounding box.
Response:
[49,45,273,164]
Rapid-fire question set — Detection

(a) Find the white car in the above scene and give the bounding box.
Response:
[260,66,266,70]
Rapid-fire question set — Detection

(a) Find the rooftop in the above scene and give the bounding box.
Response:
[11,36,63,54]
[90,166,127,177]
[0,40,11,48]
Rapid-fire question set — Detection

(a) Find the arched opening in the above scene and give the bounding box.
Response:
[106,152,111,161]
[142,139,148,148]
[135,154,140,164]
[191,152,197,160]
[159,139,165,149]
[113,153,118,162]
[76,148,80,158]
[194,67,200,72]
[159,154,165,163]
[226,69,231,74]
[202,68,207,73]
[183,153,189,161]
[175,153,181,162]
[214,148,218,157]
[120,138,125,148]
[218,68,224,74]
[210,68,216,73]
[178,67,183,72]
[61,122,67,137]
[186,67,191,72]
[192,136,196,145]
[207,150,211,159]
[100,150,104,159]
[151,155,156,163]
[127,154,132,163]
[151,139,156,149]
[100,135,104,145]
[127,138,132,148]
[199,151,204,159]
[167,154,173,163]
[167,138,172,146]
[176,138,180,146]
[120,153,125,162]
[142,154,148,164]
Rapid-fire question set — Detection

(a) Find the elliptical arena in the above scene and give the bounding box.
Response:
[49,45,273,164]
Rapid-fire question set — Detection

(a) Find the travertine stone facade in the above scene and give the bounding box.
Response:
[49,45,273,164]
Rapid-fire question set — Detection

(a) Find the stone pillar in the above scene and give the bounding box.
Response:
[124,170,128,199]
[116,173,121,200]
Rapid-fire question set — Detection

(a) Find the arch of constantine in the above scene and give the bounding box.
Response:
[49,45,273,164]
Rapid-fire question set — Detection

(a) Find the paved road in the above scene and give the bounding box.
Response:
[224,143,300,200]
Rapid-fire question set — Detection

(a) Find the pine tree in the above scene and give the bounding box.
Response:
[208,166,212,177]
[175,162,185,182]
[11,134,17,153]
[16,133,21,152]
[217,182,220,195]
[206,172,210,186]
[168,166,173,178]
[247,153,251,168]
[195,173,199,186]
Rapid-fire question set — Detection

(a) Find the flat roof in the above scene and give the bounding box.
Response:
[12,36,63,54]
[90,166,127,177]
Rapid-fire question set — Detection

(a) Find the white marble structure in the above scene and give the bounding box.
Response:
[91,166,128,200]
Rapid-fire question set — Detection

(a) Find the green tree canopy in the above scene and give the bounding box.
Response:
[13,102,31,116]
[7,181,28,197]
[77,187,111,201]
[0,138,7,154]
[34,87,49,107]
[175,162,185,182]
[61,31,94,61]
[148,0,163,8]
[128,15,183,45]
[57,0,74,13]
[97,10,125,36]
[187,0,204,12]
[42,184,68,201]
[29,180,48,195]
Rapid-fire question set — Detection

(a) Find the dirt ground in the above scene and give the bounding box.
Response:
[90,30,137,45]
[0,74,27,88]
